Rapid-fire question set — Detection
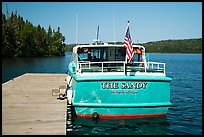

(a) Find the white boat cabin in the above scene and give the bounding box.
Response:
[72,43,166,76]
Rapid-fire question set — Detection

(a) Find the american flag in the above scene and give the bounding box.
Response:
[124,25,134,62]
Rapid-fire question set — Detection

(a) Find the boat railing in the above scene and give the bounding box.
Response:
[78,61,165,75]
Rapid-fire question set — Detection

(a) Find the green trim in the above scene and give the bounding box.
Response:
[73,75,172,82]
[73,102,172,108]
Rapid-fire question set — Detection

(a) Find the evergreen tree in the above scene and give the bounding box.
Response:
[2,12,66,57]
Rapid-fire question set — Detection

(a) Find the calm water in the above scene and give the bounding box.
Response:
[2,52,72,83]
[2,52,202,135]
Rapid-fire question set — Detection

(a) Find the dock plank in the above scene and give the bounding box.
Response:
[2,73,67,135]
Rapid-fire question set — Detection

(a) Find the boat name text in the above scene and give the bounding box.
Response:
[101,82,148,89]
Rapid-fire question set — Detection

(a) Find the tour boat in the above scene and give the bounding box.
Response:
[66,23,172,120]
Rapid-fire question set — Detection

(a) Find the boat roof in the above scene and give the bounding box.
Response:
[73,43,145,53]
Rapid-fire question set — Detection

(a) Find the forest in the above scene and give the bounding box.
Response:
[142,38,202,53]
[2,12,66,57]
[65,38,202,54]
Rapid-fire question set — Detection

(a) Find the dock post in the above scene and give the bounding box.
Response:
[66,89,74,134]
[66,98,74,133]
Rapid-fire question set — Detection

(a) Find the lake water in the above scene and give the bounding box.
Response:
[2,52,202,135]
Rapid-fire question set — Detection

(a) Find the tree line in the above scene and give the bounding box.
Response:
[65,38,202,53]
[142,38,202,53]
[2,12,66,57]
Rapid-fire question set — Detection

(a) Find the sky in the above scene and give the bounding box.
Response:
[2,2,202,44]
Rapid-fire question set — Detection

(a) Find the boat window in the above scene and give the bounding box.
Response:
[77,47,126,62]
[90,48,101,61]
[79,53,88,60]
[88,48,107,62]
[105,47,126,61]
[77,47,90,61]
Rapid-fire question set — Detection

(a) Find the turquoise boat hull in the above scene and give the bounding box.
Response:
[70,75,172,119]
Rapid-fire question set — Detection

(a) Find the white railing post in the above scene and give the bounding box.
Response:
[147,62,149,70]
[102,62,103,73]
[145,62,147,73]
[164,63,166,75]
[79,63,82,73]
[124,62,126,74]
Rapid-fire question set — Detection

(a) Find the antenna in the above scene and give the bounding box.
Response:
[96,25,99,45]
[113,14,116,44]
[76,14,78,46]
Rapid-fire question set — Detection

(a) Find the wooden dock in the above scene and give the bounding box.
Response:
[2,73,67,135]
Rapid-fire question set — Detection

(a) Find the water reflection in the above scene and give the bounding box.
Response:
[67,116,170,135]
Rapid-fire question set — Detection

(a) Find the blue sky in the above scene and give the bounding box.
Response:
[2,2,202,44]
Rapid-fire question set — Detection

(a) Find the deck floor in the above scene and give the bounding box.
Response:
[2,73,67,135]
